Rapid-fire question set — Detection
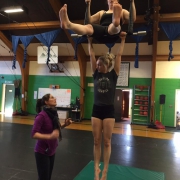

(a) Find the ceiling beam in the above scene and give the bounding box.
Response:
[2,55,180,62]
[0,13,180,30]
[0,20,84,30]
[159,13,180,22]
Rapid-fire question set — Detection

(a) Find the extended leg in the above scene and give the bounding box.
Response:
[108,3,122,35]
[91,117,103,180]
[59,4,94,36]
[100,118,115,180]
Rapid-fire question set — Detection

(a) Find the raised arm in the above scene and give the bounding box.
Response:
[114,32,126,75]
[85,0,103,24]
[84,0,91,24]
[87,37,96,73]
[122,0,136,22]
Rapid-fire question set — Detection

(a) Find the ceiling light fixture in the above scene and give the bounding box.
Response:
[3,6,24,13]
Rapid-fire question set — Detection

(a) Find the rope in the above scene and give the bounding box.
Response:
[128,0,133,35]
[168,40,174,61]
[84,2,90,25]
[22,48,27,68]
[12,54,16,69]
[46,47,51,65]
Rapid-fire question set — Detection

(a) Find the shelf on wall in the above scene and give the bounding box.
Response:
[132,85,151,125]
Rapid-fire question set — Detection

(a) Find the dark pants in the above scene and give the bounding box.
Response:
[35,152,55,180]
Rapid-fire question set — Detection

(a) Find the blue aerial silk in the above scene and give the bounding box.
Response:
[19,36,34,68]
[12,35,20,69]
[132,25,151,68]
[68,30,88,60]
[35,29,61,64]
[160,22,180,60]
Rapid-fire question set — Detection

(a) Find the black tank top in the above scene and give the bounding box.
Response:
[100,12,123,26]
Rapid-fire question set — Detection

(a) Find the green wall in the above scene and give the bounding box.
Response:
[155,78,180,127]
[27,75,80,114]
[83,77,152,119]
[84,77,94,119]
[0,74,179,127]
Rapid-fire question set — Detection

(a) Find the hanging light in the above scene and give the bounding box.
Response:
[3,6,24,13]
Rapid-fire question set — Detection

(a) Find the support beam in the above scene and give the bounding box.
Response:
[0,13,180,30]
[0,31,29,112]
[159,13,180,22]
[151,0,160,123]
[49,0,87,119]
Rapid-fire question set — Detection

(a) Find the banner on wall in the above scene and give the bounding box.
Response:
[37,46,58,64]
[116,62,130,87]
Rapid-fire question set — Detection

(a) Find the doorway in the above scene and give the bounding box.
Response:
[114,88,132,123]
[1,84,15,116]
[175,89,180,127]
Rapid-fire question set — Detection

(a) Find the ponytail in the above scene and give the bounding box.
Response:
[36,93,50,113]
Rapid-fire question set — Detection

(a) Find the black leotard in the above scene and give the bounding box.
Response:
[100,12,123,26]
[90,12,123,43]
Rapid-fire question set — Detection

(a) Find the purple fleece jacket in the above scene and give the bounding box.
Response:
[31,111,58,156]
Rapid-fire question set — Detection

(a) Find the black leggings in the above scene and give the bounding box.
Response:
[91,24,120,43]
[35,152,55,180]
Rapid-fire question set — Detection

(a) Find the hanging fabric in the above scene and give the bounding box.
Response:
[68,30,87,60]
[132,25,150,68]
[35,29,61,64]
[12,35,20,69]
[159,22,180,60]
[105,43,115,53]
[19,36,34,68]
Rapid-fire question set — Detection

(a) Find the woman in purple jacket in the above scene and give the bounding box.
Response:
[31,93,72,180]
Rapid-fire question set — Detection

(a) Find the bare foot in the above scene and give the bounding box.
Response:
[59,4,71,29]
[100,174,107,180]
[100,170,107,180]
[112,3,122,27]
[94,168,101,180]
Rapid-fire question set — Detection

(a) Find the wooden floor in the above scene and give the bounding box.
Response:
[1,114,180,180]
[1,114,180,140]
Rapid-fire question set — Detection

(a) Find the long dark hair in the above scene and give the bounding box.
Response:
[35,93,62,141]
[36,93,50,113]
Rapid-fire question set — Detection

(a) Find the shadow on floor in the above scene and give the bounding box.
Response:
[0,122,179,180]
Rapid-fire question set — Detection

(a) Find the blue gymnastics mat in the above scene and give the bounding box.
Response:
[74,161,165,180]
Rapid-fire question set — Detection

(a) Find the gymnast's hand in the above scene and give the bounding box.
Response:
[87,36,93,43]
[64,118,73,126]
[85,0,91,3]
[120,31,127,39]
[50,129,59,139]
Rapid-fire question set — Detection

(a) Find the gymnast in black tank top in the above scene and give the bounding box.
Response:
[90,11,123,43]
[100,11,123,27]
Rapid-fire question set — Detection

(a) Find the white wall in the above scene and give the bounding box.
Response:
[129,61,152,78]
[156,61,180,78]
[1,40,180,79]
[29,61,80,76]
[157,41,180,55]
[0,61,21,75]
[86,61,152,78]
[24,43,75,56]
[82,43,153,56]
